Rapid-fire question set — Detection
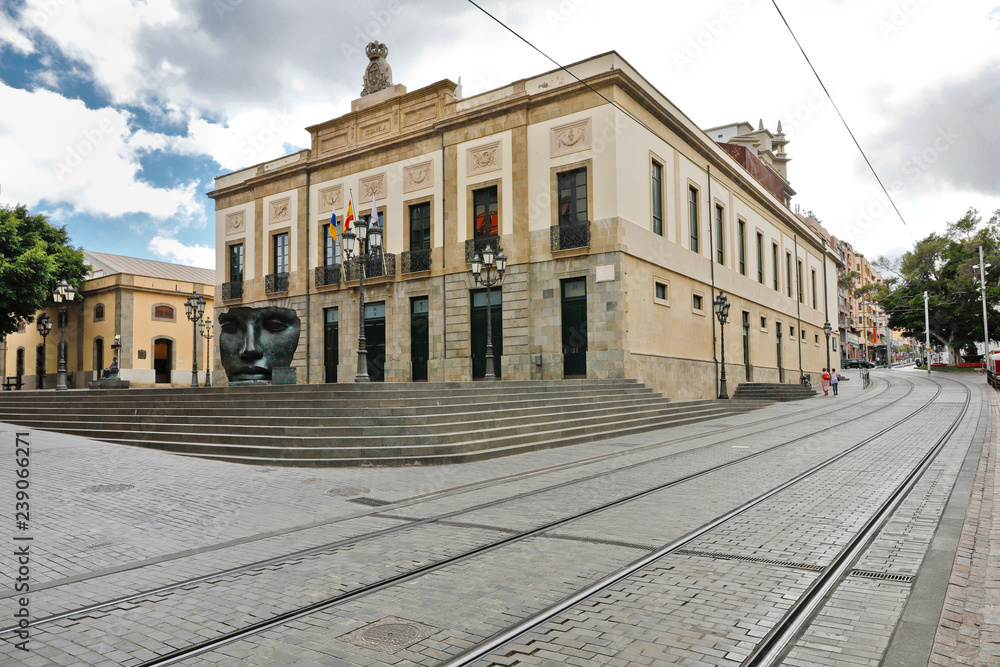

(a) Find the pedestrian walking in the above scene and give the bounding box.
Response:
[821,368,831,396]
[831,368,839,396]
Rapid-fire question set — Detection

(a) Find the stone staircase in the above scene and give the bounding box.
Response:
[732,382,818,402]
[0,380,768,466]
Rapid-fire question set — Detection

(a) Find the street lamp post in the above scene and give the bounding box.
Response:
[471,243,507,381]
[713,291,731,399]
[200,317,213,388]
[341,204,383,382]
[823,321,832,372]
[184,293,206,387]
[52,279,76,391]
[36,314,52,389]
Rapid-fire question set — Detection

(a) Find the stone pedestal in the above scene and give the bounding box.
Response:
[89,379,131,390]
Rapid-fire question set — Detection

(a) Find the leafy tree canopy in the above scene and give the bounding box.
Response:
[878,207,1000,363]
[0,204,89,338]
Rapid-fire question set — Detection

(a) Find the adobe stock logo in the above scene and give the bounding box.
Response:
[673,0,752,73]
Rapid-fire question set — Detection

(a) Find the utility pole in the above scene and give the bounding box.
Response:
[924,291,931,375]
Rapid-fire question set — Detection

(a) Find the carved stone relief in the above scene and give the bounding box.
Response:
[467,141,502,177]
[360,173,386,201]
[403,161,434,193]
[550,118,592,158]
[269,197,291,224]
[225,211,245,236]
[318,185,343,214]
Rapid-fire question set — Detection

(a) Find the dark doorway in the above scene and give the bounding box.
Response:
[411,297,429,381]
[561,277,588,377]
[154,338,172,384]
[776,325,784,383]
[742,312,751,381]
[35,344,45,387]
[324,307,338,383]
[364,302,386,382]
[471,288,502,379]
[16,348,24,377]
[94,338,104,380]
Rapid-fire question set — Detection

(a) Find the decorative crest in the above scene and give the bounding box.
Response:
[361,41,393,96]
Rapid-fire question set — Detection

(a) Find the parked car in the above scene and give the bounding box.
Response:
[843,358,874,369]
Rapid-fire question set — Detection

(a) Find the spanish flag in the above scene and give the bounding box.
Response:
[344,198,354,232]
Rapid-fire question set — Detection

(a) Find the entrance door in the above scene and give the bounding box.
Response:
[776,325,784,383]
[364,302,386,382]
[16,348,24,377]
[35,344,45,387]
[742,312,751,381]
[324,308,338,383]
[154,338,172,384]
[94,338,104,379]
[411,297,429,381]
[471,288,502,379]
[561,277,588,377]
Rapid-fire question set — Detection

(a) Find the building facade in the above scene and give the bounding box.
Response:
[2,250,215,389]
[209,49,839,399]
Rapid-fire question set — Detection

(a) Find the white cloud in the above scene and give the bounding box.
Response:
[148,235,214,268]
[0,83,200,220]
[0,13,34,54]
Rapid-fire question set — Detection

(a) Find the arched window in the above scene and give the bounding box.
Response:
[94,304,105,321]
[152,304,175,321]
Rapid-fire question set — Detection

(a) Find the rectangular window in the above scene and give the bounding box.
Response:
[756,233,764,283]
[273,233,289,274]
[772,243,780,291]
[320,225,338,266]
[797,260,804,303]
[558,168,588,225]
[473,186,498,238]
[409,202,431,251]
[801,329,806,340]
[790,325,795,338]
[655,282,667,301]
[715,204,724,264]
[737,220,746,275]
[688,186,699,253]
[693,293,703,310]
[811,269,818,309]
[760,315,767,330]
[228,243,244,283]
[651,161,663,236]
[786,252,793,297]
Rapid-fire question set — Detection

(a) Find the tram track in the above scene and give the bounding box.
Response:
[0,375,935,666]
[0,377,903,642]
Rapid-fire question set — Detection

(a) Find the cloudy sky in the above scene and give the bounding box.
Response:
[1,0,998,269]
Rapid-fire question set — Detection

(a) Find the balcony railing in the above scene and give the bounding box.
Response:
[221,280,243,301]
[465,236,500,264]
[550,221,591,251]
[264,272,289,294]
[343,253,396,281]
[314,264,341,287]
[401,248,432,274]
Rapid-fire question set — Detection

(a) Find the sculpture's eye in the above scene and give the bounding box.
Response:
[264,318,289,332]
[219,321,239,334]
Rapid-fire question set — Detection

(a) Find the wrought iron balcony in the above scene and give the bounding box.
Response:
[343,253,396,281]
[221,280,243,301]
[401,248,432,273]
[264,272,289,294]
[551,221,591,251]
[465,236,500,264]
[314,264,341,287]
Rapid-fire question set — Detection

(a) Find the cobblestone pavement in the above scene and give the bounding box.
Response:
[0,370,991,666]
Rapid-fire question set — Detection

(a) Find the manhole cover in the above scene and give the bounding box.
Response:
[326,486,371,497]
[339,616,439,653]
[83,484,135,493]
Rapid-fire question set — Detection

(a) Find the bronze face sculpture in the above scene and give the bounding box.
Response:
[218,306,300,385]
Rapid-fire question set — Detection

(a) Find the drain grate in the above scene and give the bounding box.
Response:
[327,486,372,497]
[339,616,440,653]
[675,548,824,572]
[849,569,913,583]
[83,538,113,550]
[83,484,135,494]
[348,496,393,507]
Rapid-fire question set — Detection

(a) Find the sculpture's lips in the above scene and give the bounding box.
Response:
[231,367,270,379]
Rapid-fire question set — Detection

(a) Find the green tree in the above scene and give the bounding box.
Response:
[0,205,89,337]
[878,208,1000,364]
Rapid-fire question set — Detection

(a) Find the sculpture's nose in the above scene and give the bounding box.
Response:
[239,327,264,360]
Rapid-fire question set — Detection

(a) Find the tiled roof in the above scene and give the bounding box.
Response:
[83,250,215,285]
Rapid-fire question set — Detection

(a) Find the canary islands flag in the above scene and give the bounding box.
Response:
[328,208,338,241]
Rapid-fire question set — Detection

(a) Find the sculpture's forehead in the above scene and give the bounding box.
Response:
[220,307,299,325]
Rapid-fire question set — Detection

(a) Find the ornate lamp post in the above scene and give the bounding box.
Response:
[471,244,507,380]
[184,292,206,387]
[52,279,76,391]
[823,321,833,372]
[200,317,213,388]
[341,203,383,382]
[713,291,731,399]
[36,314,52,389]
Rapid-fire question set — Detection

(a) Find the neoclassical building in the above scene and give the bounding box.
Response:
[209,46,839,398]
[2,250,215,389]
